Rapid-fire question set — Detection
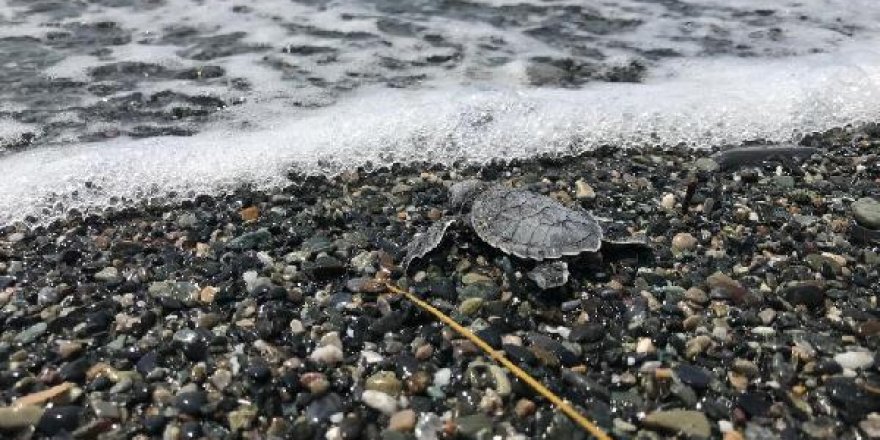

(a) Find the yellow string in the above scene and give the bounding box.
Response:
[385,282,612,440]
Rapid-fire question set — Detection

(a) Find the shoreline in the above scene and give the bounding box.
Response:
[1,123,879,438]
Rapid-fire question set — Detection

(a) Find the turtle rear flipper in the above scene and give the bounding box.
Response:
[403,218,459,270]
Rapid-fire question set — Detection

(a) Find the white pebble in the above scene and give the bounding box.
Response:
[289,319,305,335]
[360,350,384,364]
[660,193,676,210]
[750,326,775,336]
[361,390,397,415]
[834,351,874,370]
[433,368,451,387]
[309,345,344,365]
[320,331,343,349]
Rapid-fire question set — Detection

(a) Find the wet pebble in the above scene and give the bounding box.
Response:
[643,409,711,439]
[852,197,880,229]
[833,351,874,370]
[388,409,417,432]
[174,391,207,416]
[36,406,82,435]
[361,390,398,415]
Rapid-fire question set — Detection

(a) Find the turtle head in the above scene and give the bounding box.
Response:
[447,179,487,212]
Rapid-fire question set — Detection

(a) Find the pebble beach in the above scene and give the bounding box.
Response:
[1,124,880,439]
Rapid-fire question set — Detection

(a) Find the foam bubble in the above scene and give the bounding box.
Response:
[0,119,36,153]
[1,40,879,224]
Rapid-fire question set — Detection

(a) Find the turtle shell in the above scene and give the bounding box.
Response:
[469,186,603,260]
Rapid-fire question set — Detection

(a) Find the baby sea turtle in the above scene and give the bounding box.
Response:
[404,180,605,269]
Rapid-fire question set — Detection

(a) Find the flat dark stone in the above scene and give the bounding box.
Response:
[303,256,346,279]
[712,145,819,171]
[174,391,208,416]
[825,377,880,423]
[503,344,537,365]
[783,283,825,310]
[569,323,605,343]
[674,364,713,389]
[736,391,772,418]
[37,406,82,435]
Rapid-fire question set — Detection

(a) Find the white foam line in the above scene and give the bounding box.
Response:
[2,40,880,225]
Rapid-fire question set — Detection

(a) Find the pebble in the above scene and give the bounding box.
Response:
[306,393,343,423]
[94,266,119,282]
[239,206,260,221]
[173,391,207,416]
[660,193,676,210]
[458,297,483,316]
[228,406,257,431]
[783,283,825,310]
[290,319,305,335]
[461,272,493,285]
[636,337,655,354]
[388,409,417,432]
[37,286,60,305]
[686,335,712,359]
[302,372,330,394]
[149,281,198,303]
[361,390,397,415]
[684,287,708,305]
[346,277,385,293]
[0,405,45,430]
[226,228,272,250]
[732,359,760,378]
[671,233,698,253]
[853,197,880,229]
[569,323,605,343]
[365,371,403,397]
[860,414,880,439]
[456,414,492,437]
[833,351,874,370]
[643,409,711,439]
[575,179,596,199]
[527,261,569,290]
[674,364,713,389]
[310,345,344,365]
[694,157,720,172]
[758,308,776,325]
[199,286,217,303]
[36,406,82,435]
[751,326,776,336]
[210,369,233,391]
[15,322,47,344]
[91,400,122,420]
[707,272,751,304]
[514,399,536,418]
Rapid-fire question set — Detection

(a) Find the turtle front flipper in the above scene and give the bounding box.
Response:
[403,217,460,270]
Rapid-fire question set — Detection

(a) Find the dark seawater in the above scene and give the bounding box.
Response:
[1,0,879,223]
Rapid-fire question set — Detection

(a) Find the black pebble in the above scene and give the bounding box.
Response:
[503,344,537,365]
[569,323,604,343]
[674,364,713,390]
[783,283,825,310]
[181,421,203,439]
[136,351,159,376]
[737,392,772,418]
[475,327,503,350]
[143,414,168,435]
[174,391,208,416]
[37,406,82,435]
[247,360,272,382]
[59,358,90,382]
